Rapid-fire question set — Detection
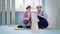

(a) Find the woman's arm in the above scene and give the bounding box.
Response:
[23,12,29,20]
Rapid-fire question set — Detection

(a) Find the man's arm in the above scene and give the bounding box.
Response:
[37,11,48,20]
[37,13,45,18]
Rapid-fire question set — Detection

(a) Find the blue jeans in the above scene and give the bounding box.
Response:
[23,20,31,27]
[37,16,49,28]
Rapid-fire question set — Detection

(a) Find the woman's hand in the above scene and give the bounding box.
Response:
[24,18,29,20]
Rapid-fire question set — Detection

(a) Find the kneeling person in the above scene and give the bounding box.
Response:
[23,6,32,28]
[36,6,49,29]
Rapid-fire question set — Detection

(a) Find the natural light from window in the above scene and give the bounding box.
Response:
[15,0,42,11]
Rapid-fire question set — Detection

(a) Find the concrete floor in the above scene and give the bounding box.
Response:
[0,25,60,34]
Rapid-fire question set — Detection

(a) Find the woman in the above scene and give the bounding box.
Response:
[23,6,32,28]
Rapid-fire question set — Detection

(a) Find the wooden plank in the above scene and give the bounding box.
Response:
[31,13,39,32]
[0,0,2,11]
[11,12,15,25]
[7,0,10,25]
[2,12,5,25]
[2,0,5,11]
[7,12,10,25]
[1,0,5,25]
[0,12,2,25]
[11,0,15,25]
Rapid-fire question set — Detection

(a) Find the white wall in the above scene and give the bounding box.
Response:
[45,0,60,29]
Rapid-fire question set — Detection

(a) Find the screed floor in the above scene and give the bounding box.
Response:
[0,25,60,34]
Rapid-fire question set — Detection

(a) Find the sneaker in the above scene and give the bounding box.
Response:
[25,26,31,28]
[18,25,23,28]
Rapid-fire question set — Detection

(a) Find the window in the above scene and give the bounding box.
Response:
[15,0,42,11]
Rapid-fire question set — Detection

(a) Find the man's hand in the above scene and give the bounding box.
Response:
[37,14,40,16]
[41,16,45,18]
[38,14,45,18]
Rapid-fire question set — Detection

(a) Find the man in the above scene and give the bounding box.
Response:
[36,6,49,29]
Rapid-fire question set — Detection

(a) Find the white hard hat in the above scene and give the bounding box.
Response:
[36,4,42,8]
